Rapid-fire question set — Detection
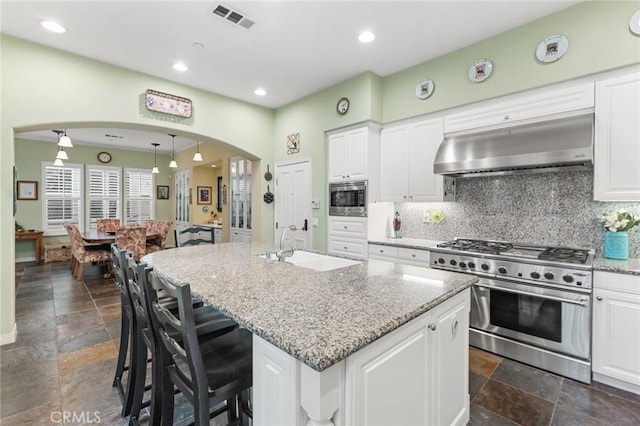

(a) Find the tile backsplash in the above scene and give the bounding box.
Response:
[395,170,640,257]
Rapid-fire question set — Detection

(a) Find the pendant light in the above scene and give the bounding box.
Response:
[168,134,178,168]
[151,143,160,174]
[58,129,73,148]
[55,146,69,160]
[193,140,203,162]
[53,158,64,167]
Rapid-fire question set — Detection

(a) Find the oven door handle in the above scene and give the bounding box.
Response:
[476,285,590,307]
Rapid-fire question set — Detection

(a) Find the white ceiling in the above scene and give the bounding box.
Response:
[2,0,581,152]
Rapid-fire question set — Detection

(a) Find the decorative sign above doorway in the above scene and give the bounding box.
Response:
[145,89,193,118]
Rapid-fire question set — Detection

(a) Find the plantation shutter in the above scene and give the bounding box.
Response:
[42,162,83,235]
[125,168,154,225]
[87,165,121,229]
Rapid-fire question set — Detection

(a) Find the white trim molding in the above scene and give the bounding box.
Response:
[0,322,17,346]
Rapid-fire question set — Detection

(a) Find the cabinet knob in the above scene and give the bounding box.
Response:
[379,249,384,253]
[452,320,458,337]
[343,226,348,229]
[344,246,348,250]
[596,296,603,301]
[403,195,408,199]
[504,115,509,120]
[411,254,416,258]
[428,323,437,331]
[409,195,413,199]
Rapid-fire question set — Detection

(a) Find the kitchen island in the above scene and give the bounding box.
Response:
[142,242,476,426]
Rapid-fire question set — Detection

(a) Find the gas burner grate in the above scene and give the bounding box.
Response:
[538,247,589,264]
[437,239,513,255]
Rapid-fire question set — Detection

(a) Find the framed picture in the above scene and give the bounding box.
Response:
[216,176,223,212]
[197,186,212,205]
[157,185,169,200]
[17,180,38,200]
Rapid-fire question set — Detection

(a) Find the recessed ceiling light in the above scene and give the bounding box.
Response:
[211,164,217,167]
[41,20,66,34]
[193,42,204,49]
[254,88,266,96]
[172,63,188,72]
[358,31,375,43]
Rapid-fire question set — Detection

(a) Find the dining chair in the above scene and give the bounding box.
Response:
[174,226,215,247]
[97,218,121,232]
[64,222,111,279]
[147,270,253,425]
[110,244,140,418]
[119,251,239,425]
[115,226,147,262]
[145,219,172,253]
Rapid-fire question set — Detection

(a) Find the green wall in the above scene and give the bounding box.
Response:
[14,138,172,259]
[2,1,639,340]
[381,1,640,122]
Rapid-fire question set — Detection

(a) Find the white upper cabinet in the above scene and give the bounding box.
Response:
[594,71,640,201]
[380,117,454,202]
[444,82,594,134]
[328,127,368,181]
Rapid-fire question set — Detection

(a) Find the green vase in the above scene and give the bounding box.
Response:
[604,231,628,260]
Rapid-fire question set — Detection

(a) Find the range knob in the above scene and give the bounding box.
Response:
[459,262,467,268]
[544,272,555,280]
[481,263,490,271]
[449,259,457,266]
[563,274,574,283]
[468,262,476,269]
[530,272,541,279]
[498,267,507,274]
[438,258,445,264]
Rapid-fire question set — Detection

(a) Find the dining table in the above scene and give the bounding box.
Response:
[81,229,159,244]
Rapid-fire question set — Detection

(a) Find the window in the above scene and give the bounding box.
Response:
[86,165,121,229]
[42,162,83,235]
[124,168,154,225]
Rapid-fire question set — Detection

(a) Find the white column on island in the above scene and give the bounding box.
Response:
[300,362,344,426]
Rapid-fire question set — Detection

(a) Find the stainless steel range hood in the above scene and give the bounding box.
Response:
[434,114,594,177]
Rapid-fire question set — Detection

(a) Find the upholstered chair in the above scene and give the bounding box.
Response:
[97,218,121,232]
[64,222,111,279]
[115,226,147,262]
[145,220,172,253]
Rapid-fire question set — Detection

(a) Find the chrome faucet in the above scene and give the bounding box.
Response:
[276,225,298,261]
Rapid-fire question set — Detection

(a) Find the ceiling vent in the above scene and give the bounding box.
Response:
[212,4,255,29]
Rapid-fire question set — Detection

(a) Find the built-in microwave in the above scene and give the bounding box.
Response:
[329,180,367,217]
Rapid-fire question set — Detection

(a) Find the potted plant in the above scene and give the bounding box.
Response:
[599,209,639,260]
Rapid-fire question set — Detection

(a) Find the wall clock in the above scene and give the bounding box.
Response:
[97,151,112,163]
[336,97,350,115]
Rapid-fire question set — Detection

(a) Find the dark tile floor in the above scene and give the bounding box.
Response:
[2,261,640,425]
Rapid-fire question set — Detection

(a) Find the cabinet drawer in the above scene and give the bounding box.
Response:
[328,217,367,238]
[328,237,367,259]
[397,247,430,265]
[444,82,594,133]
[594,271,640,295]
[368,244,399,261]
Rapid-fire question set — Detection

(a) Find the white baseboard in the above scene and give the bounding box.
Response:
[15,256,36,263]
[0,323,17,346]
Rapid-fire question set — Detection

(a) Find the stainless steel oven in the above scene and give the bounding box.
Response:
[431,238,594,383]
[329,180,367,217]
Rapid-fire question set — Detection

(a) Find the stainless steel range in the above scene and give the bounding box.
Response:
[430,238,594,383]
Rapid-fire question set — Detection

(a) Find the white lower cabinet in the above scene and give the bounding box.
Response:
[368,243,430,267]
[252,289,471,425]
[231,228,251,243]
[328,217,367,259]
[346,289,470,426]
[592,271,640,394]
[214,227,223,243]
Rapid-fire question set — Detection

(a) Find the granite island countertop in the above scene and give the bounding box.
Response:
[593,257,640,275]
[142,242,476,372]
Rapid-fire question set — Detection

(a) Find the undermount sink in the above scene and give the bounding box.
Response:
[261,250,361,272]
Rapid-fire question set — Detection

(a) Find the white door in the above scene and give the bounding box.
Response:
[274,160,311,250]
[174,169,191,234]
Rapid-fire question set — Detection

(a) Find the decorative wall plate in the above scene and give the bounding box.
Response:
[468,59,493,83]
[536,35,569,63]
[630,9,640,35]
[415,79,435,99]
